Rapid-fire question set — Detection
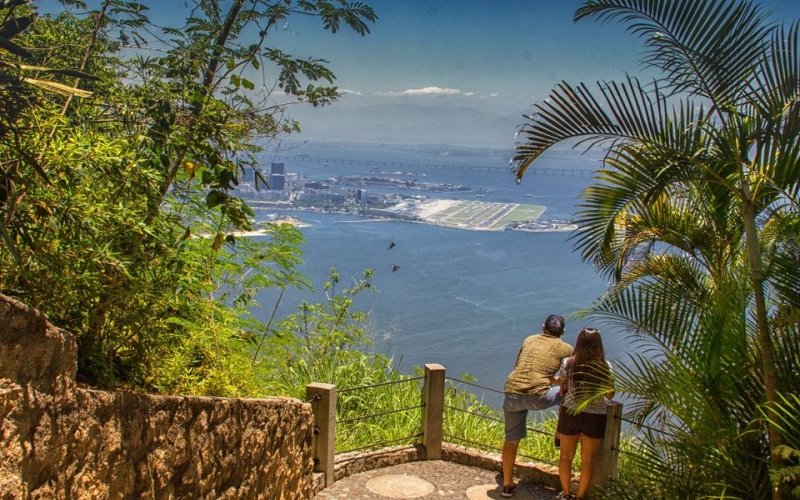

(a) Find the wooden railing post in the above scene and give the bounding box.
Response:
[422,363,445,460]
[306,383,336,488]
[592,400,622,488]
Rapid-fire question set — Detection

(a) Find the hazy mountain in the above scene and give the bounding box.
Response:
[288,103,524,149]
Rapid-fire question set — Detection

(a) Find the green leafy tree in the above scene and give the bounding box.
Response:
[0,0,377,391]
[511,1,800,498]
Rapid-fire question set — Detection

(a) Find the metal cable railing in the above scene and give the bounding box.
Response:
[336,433,424,456]
[337,375,424,394]
[440,376,564,470]
[615,415,678,439]
[446,376,505,395]
[446,380,678,444]
[338,404,424,425]
[444,404,553,437]
[334,376,426,453]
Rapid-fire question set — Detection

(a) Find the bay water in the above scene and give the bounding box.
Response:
[252,143,626,408]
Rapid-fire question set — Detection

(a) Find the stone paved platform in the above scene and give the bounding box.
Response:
[314,460,559,499]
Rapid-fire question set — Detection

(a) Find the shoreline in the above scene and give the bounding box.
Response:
[241,205,577,235]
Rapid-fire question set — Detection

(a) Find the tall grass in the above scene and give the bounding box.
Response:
[329,359,568,468]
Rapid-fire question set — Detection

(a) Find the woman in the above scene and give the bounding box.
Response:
[556,328,614,500]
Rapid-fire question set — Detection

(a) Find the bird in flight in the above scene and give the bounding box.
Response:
[390,264,400,272]
[388,241,396,250]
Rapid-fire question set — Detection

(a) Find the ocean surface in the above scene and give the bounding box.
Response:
[252,143,627,408]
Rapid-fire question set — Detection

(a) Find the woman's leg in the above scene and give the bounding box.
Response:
[576,435,603,498]
[558,433,580,496]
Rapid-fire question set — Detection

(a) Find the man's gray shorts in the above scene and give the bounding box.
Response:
[503,387,563,441]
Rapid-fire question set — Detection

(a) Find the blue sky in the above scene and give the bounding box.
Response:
[278,0,653,147]
[35,0,800,148]
[281,0,800,148]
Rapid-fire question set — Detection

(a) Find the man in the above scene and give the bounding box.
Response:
[500,314,573,498]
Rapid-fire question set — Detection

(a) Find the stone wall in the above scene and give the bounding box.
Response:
[0,293,316,499]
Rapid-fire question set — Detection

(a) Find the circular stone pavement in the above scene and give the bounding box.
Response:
[365,475,436,498]
[466,484,537,500]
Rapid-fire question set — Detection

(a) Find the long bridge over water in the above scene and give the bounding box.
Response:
[269,155,593,177]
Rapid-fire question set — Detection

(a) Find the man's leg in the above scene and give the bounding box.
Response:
[501,439,519,487]
[502,394,528,489]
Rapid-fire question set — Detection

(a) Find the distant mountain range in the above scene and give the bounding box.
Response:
[287,102,525,149]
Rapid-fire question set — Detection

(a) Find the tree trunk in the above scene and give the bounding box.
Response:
[741,189,782,500]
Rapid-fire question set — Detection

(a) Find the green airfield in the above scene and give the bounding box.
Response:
[424,200,545,231]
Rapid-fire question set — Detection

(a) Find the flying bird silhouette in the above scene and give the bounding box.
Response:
[388,241,396,250]
[390,264,400,272]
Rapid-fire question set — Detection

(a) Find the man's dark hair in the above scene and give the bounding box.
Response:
[544,314,565,336]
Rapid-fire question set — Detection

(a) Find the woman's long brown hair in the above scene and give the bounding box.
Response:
[571,327,610,392]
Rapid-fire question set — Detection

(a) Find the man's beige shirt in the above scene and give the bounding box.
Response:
[504,334,573,395]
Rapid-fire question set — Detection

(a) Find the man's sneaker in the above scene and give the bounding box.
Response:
[501,484,516,497]
[556,492,575,500]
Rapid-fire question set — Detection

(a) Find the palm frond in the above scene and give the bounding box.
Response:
[17,64,99,81]
[762,213,800,310]
[569,140,716,276]
[20,77,92,98]
[745,21,800,209]
[575,0,774,107]
[0,34,31,58]
[591,256,706,348]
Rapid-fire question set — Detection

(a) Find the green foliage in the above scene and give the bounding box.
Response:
[765,394,800,498]
[256,267,377,398]
[772,445,800,500]
[334,359,422,453]
[0,1,377,392]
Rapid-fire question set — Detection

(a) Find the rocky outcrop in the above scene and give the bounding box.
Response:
[0,294,315,499]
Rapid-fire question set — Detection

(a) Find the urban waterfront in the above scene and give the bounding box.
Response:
[250,143,627,408]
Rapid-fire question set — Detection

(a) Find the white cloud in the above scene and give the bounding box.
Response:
[375,86,467,97]
[339,88,362,96]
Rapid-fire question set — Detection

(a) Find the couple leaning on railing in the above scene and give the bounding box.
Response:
[501,314,616,500]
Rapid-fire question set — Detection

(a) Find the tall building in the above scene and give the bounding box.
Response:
[270,174,285,191]
[270,162,286,190]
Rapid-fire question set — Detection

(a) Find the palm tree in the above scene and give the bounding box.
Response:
[510,1,800,497]
[582,178,791,498]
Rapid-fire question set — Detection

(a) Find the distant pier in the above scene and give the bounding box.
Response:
[269,155,593,177]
